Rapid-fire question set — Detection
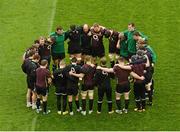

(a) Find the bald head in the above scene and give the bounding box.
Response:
[83,24,89,33]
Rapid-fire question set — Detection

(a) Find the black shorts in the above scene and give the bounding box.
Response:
[81,84,94,91]
[91,48,105,58]
[26,76,35,91]
[81,47,92,55]
[109,44,120,54]
[51,52,65,60]
[35,86,48,96]
[133,82,146,100]
[144,67,154,84]
[67,87,79,96]
[98,85,112,102]
[68,44,81,54]
[55,86,67,95]
[116,82,130,94]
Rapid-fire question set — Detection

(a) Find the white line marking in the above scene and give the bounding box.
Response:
[30,1,57,131]
[48,0,58,34]
[31,116,37,131]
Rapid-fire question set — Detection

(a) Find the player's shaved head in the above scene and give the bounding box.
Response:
[83,24,89,33]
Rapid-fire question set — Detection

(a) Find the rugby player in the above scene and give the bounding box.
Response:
[52,60,68,115]
[36,60,52,114]
[21,50,36,108]
[69,56,96,115]
[104,29,120,68]
[90,23,106,59]
[65,57,82,115]
[95,57,114,114]
[66,25,82,60]
[80,24,92,64]
[38,37,51,68]
[50,26,67,71]
[122,23,148,59]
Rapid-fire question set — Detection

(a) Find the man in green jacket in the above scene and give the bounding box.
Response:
[123,23,148,59]
[50,26,68,71]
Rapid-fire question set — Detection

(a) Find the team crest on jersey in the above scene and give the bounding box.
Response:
[71,67,76,73]
[93,35,99,41]
[102,70,108,76]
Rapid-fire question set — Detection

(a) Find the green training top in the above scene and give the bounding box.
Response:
[120,39,128,58]
[123,30,148,54]
[50,32,66,53]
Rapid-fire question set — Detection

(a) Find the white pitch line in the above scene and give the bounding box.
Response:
[30,1,57,131]
[48,0,58,34]
[31,116,37,131]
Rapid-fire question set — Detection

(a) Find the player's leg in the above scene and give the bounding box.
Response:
[42,95,50,114]
[74,87,80,112]
[26,89,32,107]
[26,76,32,107]
[51,53,59,72]
[106,86,113,114]
[81,86,87,115]
[68,95,73,115]
[56,95,61,114]
[97,86,104,114]
[124,92,130,113]
[62,94,68,115]
[115,84,123,114]
[115,92,122,114]
[75,94,80,112]
[134,83,141,112]
[31,90,37,110]
[123,83,130,113]
[42,88,50,114]
[88,89,94,114]
[146,81,153,105]
[141,83,146,111]
[57,53,65,68]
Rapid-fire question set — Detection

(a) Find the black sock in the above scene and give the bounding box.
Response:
[142,99,146,109]
[52,64,57,72]
[97,101,102,112]
[75,100,80,109]
[108,102,112,112]
[125,99,129,109]
[68,102,72,112]
[57,95,61,111]
[110,61,115,68]
[36,98,41,109]
[147,91,152,103]
[82,99,86,111]
[62,95,67,112]
[151,80,154,95]
[116,99,121,110]
[89,99,94,111]
[135,100,141,109]
[43,101,47,113]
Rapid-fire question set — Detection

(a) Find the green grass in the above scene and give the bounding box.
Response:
[0,0,180,130]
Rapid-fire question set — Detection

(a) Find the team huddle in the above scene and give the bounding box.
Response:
[21,23,157,115]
